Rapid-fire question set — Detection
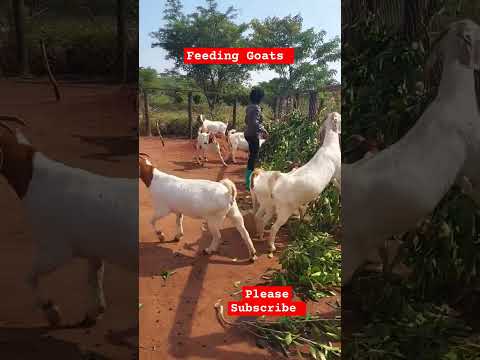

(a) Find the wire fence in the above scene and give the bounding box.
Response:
[139,84,340,138]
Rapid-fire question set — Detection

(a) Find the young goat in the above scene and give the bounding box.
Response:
[342,20,480,285]
[194,129,228,166]
[250,112,341,256]
[139,153,257,260]
[0,116,138,328]
[227,129,265,163]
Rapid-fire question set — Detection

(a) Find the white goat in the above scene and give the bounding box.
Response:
[197,114,228,137]
[139,153,257,260]
[342,20,480,285]
[0,116,137,327]
[227,129,266,163]
[250,112,341,256]
[194,129,228,166]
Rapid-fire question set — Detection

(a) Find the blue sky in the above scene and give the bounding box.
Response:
[139,0,341,84]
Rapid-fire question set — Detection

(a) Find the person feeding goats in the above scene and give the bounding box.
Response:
[244,87,268,190]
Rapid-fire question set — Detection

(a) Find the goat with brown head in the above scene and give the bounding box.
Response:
[139,152,154,187]
[0,116,33,198]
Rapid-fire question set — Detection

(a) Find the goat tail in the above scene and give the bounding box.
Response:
[220,178,237,204]
[250,168,263,189]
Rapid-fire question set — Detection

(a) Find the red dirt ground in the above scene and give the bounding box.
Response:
[0,80,138,359]
[139,138,339,360]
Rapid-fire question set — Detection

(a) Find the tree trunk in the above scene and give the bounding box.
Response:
[188,92,193,139]
[13,0,29,76]
[274,96,280,121]
[308,91,318,121]
[143,90,151,136]
[117,0,127,83]
[232,97,237,129]
[294,93,300,110]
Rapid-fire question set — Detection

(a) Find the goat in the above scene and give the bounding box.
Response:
[0,116,138,327]
[227,129,266,163]
[194,129,228,166]
[139,153,257,261]
[250,112,341,256]
[342,20,480,285]
[197,114,228,137]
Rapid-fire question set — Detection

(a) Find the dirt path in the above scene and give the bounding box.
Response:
[139,138,288,360]
[0,80,138,359]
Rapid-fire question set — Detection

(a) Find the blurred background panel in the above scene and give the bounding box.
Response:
[342,1,480,359]
[0,1,139,359]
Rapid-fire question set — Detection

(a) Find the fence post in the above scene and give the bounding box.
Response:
[274,96,280,121]
[232,97,237,129]
[308,90,318,121]
[143,89,151,136]
[188,91,193,139]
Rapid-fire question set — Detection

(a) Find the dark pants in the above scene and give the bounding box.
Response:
[245,135,260,171]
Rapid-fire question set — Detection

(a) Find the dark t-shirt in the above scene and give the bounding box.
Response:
[244,104,266,138]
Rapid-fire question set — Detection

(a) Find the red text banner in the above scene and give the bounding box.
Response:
[227,286,306,317]
[183,48,295,65]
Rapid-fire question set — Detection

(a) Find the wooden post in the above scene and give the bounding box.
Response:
[40,40,61,101]
[232,97,237,129]
[143,89,151,136]
[274,96,280,121]
[308,90,318,121]
[188,91,193,139]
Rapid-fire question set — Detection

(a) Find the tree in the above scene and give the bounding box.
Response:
[117,0,127,83]
[13,0,29,76]
[150,0,251,112]
[250,15,340,93]
[139,66,158,90]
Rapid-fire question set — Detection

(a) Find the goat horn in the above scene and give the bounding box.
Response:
[0,116,27,127]
[139,152,151,158]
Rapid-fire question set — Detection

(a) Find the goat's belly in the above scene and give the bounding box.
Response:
[23,183,138,269]
[237,141,249,151]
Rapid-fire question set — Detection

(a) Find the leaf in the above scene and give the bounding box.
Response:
[284,333,293,346]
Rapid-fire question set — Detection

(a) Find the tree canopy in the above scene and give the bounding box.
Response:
[250,14,340,93]
[150,0,340,109]
[150,0,251,110]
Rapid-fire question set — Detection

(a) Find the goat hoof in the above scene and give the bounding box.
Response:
[173,235,182,242]
[42,301,61,327]
[156,232,166,241]
[250,254,258,262]
[203,249,211,255]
